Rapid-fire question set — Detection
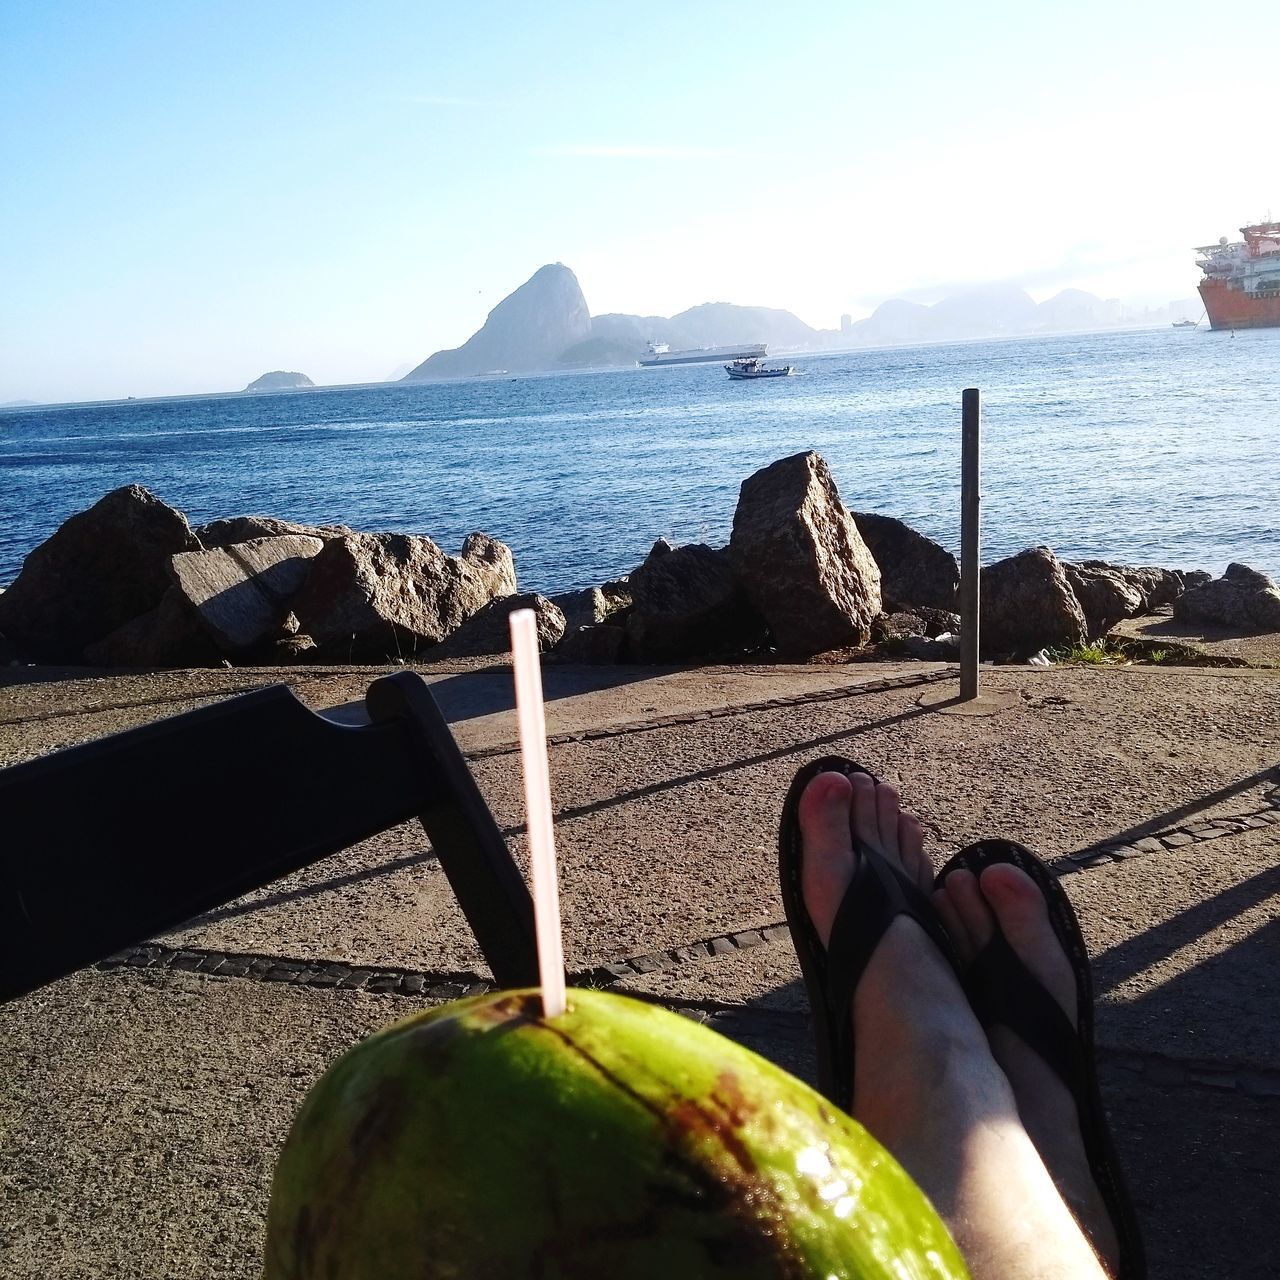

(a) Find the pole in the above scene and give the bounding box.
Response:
[959,388,981,701]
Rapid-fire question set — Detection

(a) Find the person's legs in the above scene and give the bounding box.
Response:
[933,864,1121,1269]
[797,770,1109,1280]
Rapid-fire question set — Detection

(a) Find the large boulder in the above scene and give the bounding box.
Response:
[290,532,516,660]
[1064,563,1144,638]
[853,513,959,611]
[557,624,627,664]
[0,486,198,662]
[981,547,1088,655]
[82,586,221,668]
[626,542,765,662]
[459,532,518,599]
[1075,560,1189,611]
[167,535,324,654]
[431,593,566,659]
[1174,563,1280,632]
[550,582,632,632]
[730,452,881,655]
[194,515,353,548]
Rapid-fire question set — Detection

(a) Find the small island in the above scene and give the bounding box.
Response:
[243,371,315,393]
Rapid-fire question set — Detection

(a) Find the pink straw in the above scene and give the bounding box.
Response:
[508,609,567,1019]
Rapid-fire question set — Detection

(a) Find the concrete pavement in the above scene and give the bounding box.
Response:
[1,658,1277,1278]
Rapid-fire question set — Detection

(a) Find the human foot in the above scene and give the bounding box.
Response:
[793,767,1016,1173]
[934,862,1122,1273]
[789,765,1112,1279]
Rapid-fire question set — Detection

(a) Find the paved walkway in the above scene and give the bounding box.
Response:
[1,660,1277,1278]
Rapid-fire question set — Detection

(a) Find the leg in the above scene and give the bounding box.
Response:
[798,770,1109,1280]
[934,864,1121,1270]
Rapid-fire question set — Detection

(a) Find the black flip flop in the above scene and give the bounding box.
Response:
[935,840,1146,1280]
[779,755,960,1112]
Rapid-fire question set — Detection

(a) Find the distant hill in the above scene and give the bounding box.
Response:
[590,303,821,357]
[398,263,1204,380]
[402,263,591,380]
[843,288,1200,347]
[244,371,315,392]
[0,399,39,408]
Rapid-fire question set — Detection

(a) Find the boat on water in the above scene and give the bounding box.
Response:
[638,341,767,367]
[1172,318,1199,328]
[725,357,795,380]
[1194,221,1280,330]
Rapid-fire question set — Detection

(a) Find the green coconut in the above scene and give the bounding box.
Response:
[263,987,969,1279]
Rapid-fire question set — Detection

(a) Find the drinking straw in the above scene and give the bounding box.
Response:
[509,609,567,1019]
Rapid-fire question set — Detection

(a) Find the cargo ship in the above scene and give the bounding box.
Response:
[638,341,768,366]
[1195,220,1280,329]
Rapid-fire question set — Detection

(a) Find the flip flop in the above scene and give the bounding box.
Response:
[935,840,1146,1280]
[778,755,960,1112]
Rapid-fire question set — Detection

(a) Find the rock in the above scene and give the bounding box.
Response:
[264,634,319,664]
[627,543,765,662]
[290,532,516,660]
[981,547,1087,655]
[459,531,518,598]
[431,593,565,659]
[870,611,928,644]
[0,485,197,662]
[1076,560,1187,611]
[0,629,17,665]
[730,452,881,655]
[195,515,353,548]
[853,513,959,610]
[903,633,960,661]
[167,536,323,654]
[1183,569,1213,590]
[1174,564,1280,632]
[557,624,627,664]
[550,585,632,632]
[1064,564,1144,638]
[83,587,221,667]
[647,537,674,559]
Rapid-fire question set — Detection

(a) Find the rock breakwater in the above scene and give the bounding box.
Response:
[0,454,1272,670]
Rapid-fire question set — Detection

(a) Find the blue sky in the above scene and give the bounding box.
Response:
[2,0,1276,402]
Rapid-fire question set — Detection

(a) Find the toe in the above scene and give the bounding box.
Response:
[943,867,996,956]
[849,771,880,858]
[898,812,931,893]
[797,770,855,948]
[979,864,1077,1025]
[931,885,974,965]
[874,782,902,859]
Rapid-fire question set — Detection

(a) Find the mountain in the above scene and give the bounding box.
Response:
[1036,289,1122,331]
[244,371,314,392]
[592,303,820,356]
[842,287,1194,346]
[402,263,591,380]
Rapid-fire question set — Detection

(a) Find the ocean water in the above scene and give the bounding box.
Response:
[3,327,1278,593]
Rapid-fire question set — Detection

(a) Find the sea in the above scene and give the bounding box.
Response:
[3,326,1278,594]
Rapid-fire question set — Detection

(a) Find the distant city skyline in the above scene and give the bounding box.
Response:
[2,1,1275,403]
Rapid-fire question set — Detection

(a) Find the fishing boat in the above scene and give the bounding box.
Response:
[725,357,794,380]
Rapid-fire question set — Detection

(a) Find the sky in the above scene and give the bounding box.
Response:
[2,0,1277,403]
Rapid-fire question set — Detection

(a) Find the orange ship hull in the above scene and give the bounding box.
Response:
[1198,277,1280,330]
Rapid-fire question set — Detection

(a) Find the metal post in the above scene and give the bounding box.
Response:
[959,388,981,700]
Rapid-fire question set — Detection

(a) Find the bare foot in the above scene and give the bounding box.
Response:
[794,768,1111,1278]
[934,863,1121,1273]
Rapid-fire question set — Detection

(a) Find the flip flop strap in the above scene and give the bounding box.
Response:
[965,931,1086,1096]
[825,848,956,1066]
